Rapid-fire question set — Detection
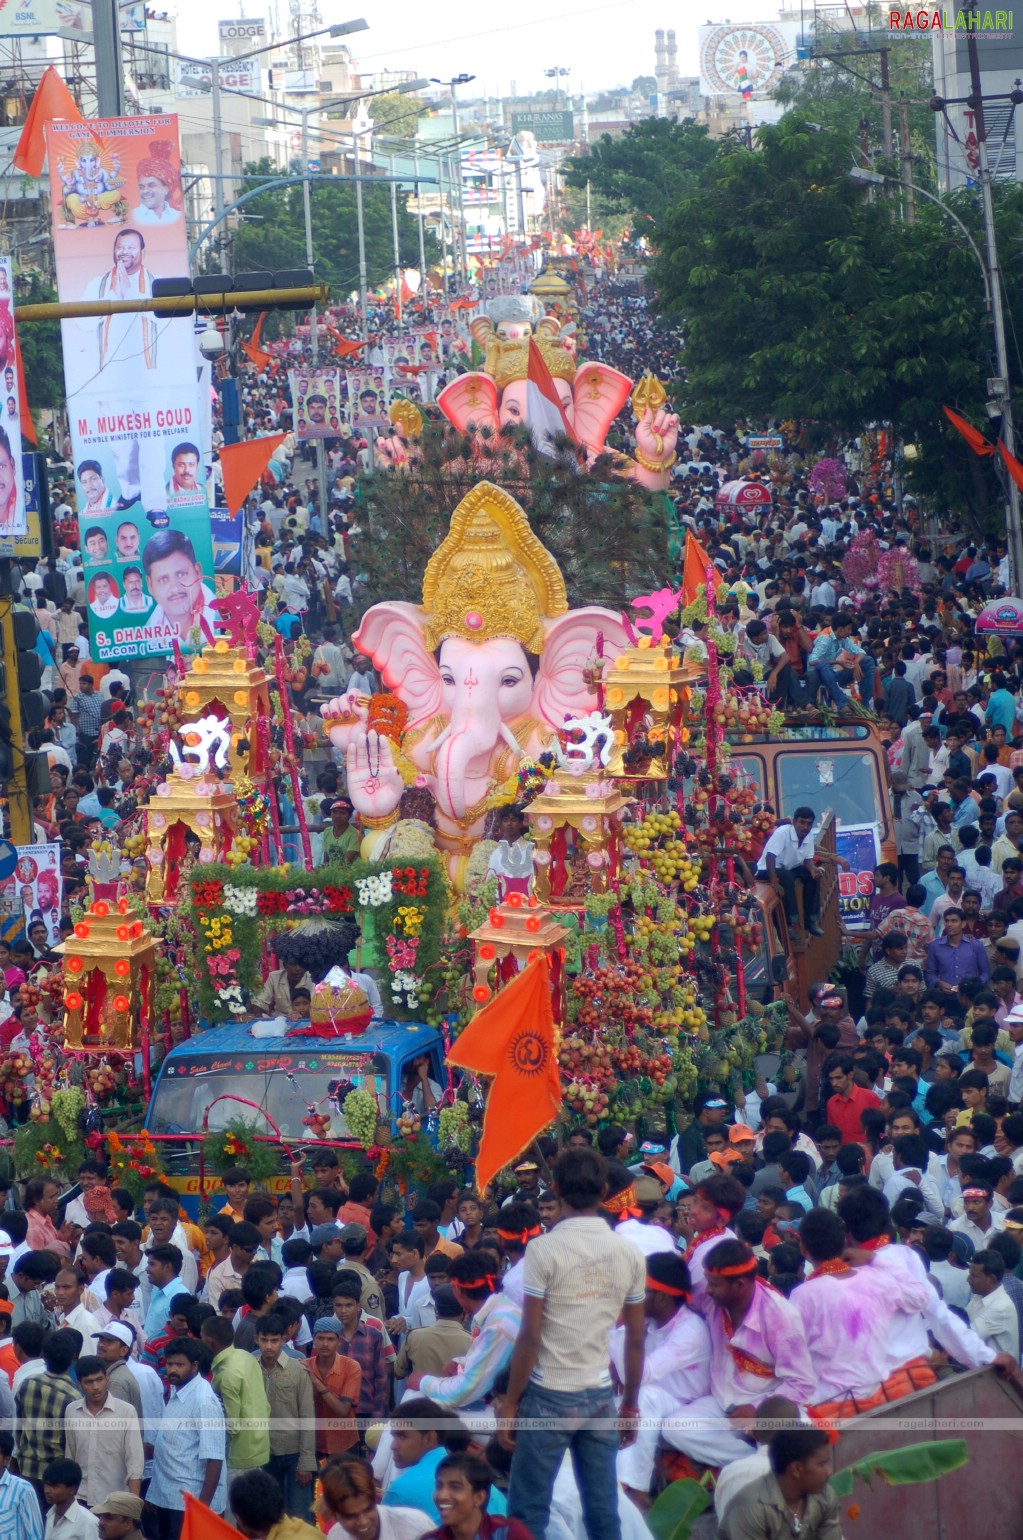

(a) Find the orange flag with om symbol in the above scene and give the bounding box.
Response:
[447,955,561,1194]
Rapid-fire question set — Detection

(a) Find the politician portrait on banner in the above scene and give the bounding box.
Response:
[0,258,28,542]
[45,115,216,662]
[291,367,342,440]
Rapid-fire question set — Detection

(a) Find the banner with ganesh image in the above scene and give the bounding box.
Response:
[15,844,62,947]
[46,116,216,662]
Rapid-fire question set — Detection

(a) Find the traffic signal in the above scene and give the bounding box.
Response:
[12,607,48,730]
[152,270,318,319]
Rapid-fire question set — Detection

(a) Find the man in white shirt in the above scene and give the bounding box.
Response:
[967,1250,1020,1359]
[54,1268,103,1355]
[756,809,824,937]
[950,1183,1006,1249]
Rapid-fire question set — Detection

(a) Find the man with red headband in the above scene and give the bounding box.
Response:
[613,1252,750,1501]
[682,1174,744,1307]
[703,1240,816,1414]
[837,1186,1023,1391]
[495,1201,542,1307]
[792,1207,937,1420]
[410,1249,520,1412]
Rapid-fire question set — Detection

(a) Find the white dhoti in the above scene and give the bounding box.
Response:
[617,1387,753,1492]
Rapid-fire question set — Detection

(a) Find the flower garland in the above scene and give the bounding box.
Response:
[189,859,446,1021]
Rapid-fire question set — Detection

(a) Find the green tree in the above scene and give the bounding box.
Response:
[15,272,64,437]
[563,118,718,232]
[367,92,426,139]
[774,31,937,182]
[650,114,1020,523]
[631,75,658,96]
[229,157,432,297]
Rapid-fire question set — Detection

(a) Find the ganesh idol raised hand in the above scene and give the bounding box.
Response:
[320,481,632,887]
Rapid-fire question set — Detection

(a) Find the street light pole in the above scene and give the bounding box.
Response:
[301,107,329,525]
[966,35,1023,593]
[389,153,402,324]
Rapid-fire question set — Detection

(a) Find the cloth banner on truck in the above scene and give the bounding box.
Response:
[46,115,217,662]
[14,843,62,946]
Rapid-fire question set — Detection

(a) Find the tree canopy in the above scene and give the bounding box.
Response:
[563,118,718,230]
[649,114,1023,522]
[229,157,430,297]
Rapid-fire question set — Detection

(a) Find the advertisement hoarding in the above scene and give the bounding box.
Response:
[510,110,574,143]
[0,0,87,36]
[698,22,800,99]
[0,257,27,543]
[46,115,216,663]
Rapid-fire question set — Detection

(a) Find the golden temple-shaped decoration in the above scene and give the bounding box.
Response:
[525,769,631,905]
[603,637,687,780]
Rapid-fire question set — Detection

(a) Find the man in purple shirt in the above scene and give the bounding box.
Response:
[925,907,990,993]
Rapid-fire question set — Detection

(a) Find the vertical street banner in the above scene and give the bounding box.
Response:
[290,366,343,439]
[46,116,217,662]
[0,257,27,543]
[346,368,388,434]
[835,822,882,932]
[15,843,62,946]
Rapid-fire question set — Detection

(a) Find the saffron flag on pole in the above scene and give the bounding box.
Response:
[525,338,574,458]
[220,432,287,515]
[15,67,84,178]
[447,956,561,1194]
[942,405,996,458]
[181,1492,240,1540]
[681,533,713,608]
[997,440,1023,494]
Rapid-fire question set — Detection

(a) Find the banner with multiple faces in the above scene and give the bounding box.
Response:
[46,115,216,661]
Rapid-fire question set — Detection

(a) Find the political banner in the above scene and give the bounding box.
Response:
[291,367,343,440]
[0,259,28,542]
[14,843,62,946]
[0,453,43,559]
[835,822,882,932]
[346,369,388,434]
[46,116,217,662]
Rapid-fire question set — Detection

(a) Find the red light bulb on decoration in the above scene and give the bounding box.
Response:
[66,957,83,973]
[118,899,129,914]
[472,984,491,1003]
[114,960,130,977]
[73,924,89,940]
[116,926,129,942]
[478,943,496,961]
[525,916,541,933]
[527,894,539,908]
[526,950,543,964]
[488,909,505,928]
[65,992,83,1011]
[113,995,130,1012]
[506,893,523,909]
[92,901,109,917]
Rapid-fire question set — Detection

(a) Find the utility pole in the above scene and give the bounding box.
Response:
[301,108,329,523]
[211,67,228,272]
[966,34,1023,591]
[389,153,402,324]
[413,144,427,283]
[899,97,915,223]
[880,47,892,160]
[93,0,127,116]
[0,591,31,845]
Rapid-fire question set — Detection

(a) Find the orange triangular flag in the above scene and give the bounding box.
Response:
[220,431,287,515]
[335,339,367,358]
[997,440,1023,494]
[942,404,996,458]
[681,533,713,608]
[250,313,266,350]
[15,67,85,179]
[181,1492,240,1540]
[14,333,36,446]
[447,956,561,1193]
[239,341,272,370]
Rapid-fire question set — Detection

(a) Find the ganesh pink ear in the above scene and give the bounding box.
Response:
[571,363,633,456]
[352,602,444,724]
[437,373,500,435]
[533,609,633,726]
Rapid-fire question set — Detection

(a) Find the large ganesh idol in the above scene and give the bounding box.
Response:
[321,482,631,888]
[437,294,679,489]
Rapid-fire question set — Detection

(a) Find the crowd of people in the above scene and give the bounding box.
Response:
[5,266,1023,1540]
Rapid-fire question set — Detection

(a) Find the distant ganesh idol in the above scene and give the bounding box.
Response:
[320,481,631,887]
[437,293,680,488]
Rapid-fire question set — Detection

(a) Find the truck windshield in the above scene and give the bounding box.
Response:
[777,749,880,829]
[147,1051,391,1140]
